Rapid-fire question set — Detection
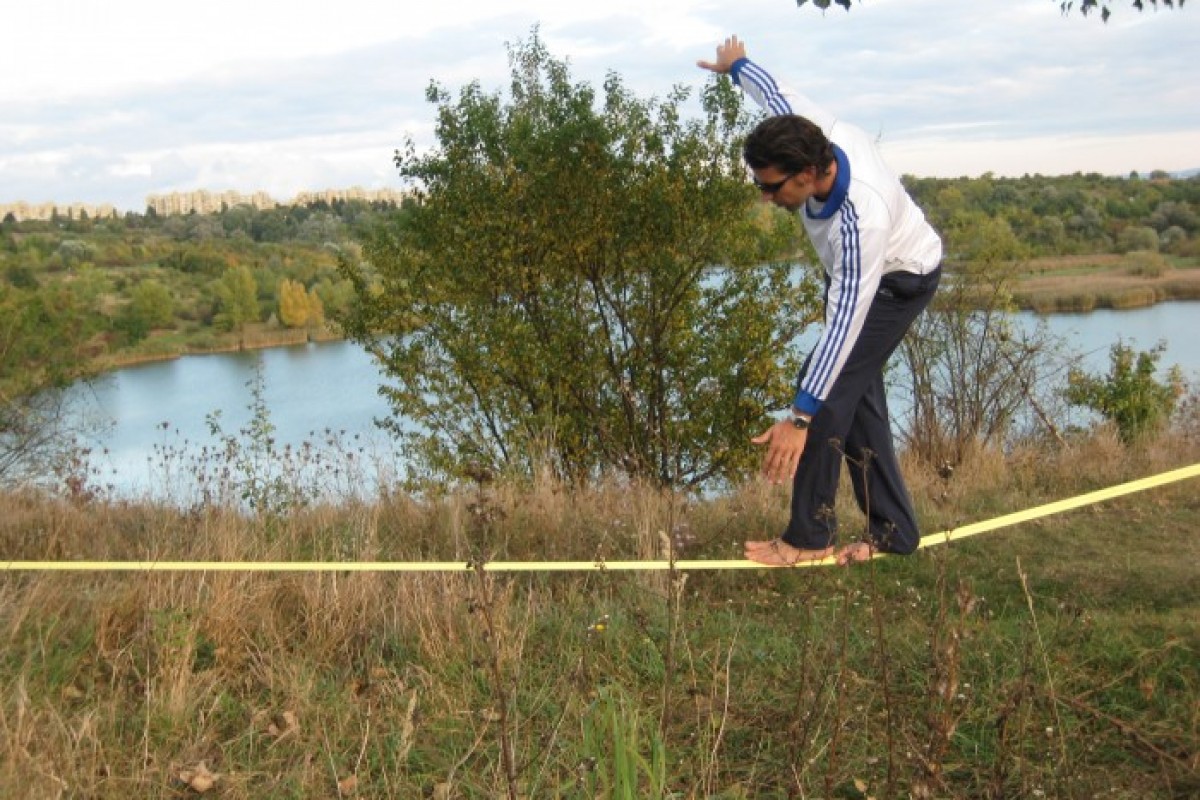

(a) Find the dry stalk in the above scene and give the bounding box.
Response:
[1017,557,1074,799]
[700,624,741,796]
[822,585,854,798]
[851,446,900,796]
[787,577,842,790]
[658,491,683,742]
[998,343,1067,446]
[469,564,519,800]
[911,569,972,799]
[986,643,1034,799]
[865,558,898,796]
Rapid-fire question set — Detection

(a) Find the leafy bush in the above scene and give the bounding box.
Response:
[1123,249,1168,277]
[1065,341,1184,442]
[344,31,812,489]
[1116,225,1159,254]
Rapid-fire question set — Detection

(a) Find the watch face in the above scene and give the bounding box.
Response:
[791,415,810,430]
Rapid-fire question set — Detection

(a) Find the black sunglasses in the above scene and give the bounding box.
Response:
[751,173,795,194]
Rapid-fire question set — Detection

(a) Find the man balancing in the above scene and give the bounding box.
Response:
[698,35,943,566]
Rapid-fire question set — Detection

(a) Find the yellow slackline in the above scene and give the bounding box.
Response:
[4,463,1198,574]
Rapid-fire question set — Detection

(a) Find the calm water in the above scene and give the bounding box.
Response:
[71,302,1198,497]
[1023,302,1199,375]
[72,342,400,497]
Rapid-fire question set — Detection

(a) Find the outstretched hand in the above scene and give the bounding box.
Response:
[696,35,747,75]
[751,419,807,485]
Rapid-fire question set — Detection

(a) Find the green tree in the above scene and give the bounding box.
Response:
[342,32,812,488]
[0,283,97,484]
[54,239,95,270]
[1147,200,1198,234]
[1160,224,1188,251]
[115,280,175,343]
[1057,1,1183,22]
[313,276,356,321]
[213,265,260,345]
[4,264,38,289]
[941,210,1027,265]
[1116,225,1160,253]
[1065,341,1184,442]
[129,279,175,328]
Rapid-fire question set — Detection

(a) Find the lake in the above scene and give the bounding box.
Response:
[70,301,1198,498]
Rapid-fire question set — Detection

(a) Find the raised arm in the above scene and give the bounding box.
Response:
[697,35,837,134]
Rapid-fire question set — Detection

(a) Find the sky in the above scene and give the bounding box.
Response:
[3,0,1198,212]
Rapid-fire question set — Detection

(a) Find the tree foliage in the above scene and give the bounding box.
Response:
[278,278,325,329]
[115,279,175,343]
[1065,341,1184,442]
[342,31,813,488]
[0,199,395,368]
[1059,0,1184,22]
[0,283,97,484]
[796,0,1185,23]
[904,172,1200,260]
[213,265,260,341]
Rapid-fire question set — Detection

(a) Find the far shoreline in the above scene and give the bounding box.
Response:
[92,259,1200,375]
[97,326,347,373]
[1010,255,1200,314]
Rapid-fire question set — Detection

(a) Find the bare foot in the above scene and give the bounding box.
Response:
[744,538,835,566]
[835,542,876,565]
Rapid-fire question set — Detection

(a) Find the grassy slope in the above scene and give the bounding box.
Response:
[0,432,1196,799]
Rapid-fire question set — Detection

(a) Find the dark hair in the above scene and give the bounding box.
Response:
[743,115,835,177]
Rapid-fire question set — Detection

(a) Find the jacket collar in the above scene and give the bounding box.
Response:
[804,143,850,221]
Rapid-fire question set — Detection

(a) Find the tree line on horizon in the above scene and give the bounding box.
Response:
[4,167,1196,342]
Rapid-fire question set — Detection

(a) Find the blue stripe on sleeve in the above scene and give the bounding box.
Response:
[738,61,794,116]
[804,201,861,399]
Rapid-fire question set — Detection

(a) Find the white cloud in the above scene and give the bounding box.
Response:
[3,0,724,102]
[108,160,152,179]
[882,130,1200,179]
[148,130,414,199]
[3,0,1199,209]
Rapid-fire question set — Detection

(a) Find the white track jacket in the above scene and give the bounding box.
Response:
[731,57,943,416]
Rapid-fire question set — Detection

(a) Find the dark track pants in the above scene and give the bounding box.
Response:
[782,266,941,554]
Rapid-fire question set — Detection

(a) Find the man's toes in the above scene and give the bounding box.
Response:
[836,542,874,565]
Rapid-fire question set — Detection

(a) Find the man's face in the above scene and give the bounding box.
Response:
[750,165,816,213]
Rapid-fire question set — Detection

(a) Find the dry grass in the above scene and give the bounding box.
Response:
[1,427,1198,798]
[1011,254,1200,312]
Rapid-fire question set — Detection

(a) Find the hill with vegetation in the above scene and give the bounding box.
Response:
[906,170,1200,312]
[1,199,405,369]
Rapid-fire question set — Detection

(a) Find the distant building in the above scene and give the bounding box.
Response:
[0,201,116,222]
[145,189,278,216]
[145,187,409,216]
[1,187,409,222]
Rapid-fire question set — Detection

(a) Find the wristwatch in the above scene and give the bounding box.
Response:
[789,410,812,430]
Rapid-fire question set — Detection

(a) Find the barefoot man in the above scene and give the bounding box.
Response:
[698,36,943,566]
